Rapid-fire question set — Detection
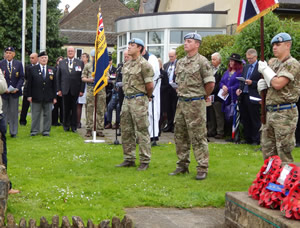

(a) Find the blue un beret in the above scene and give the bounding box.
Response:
[271,33,292,45]
[128,38,144,47]
[184,33,202,41]
[5,47,15,52]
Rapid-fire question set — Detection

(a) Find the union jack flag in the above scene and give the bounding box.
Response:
[98,15,104,34]
[237,0,280,32]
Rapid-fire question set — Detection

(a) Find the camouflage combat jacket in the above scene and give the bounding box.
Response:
[122,55,154,96]
[175,53,215,98]
[266,56,300,105]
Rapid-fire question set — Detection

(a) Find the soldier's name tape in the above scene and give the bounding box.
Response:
[125,93,145,99]
[178,96,204,102]
[266,103,296,112]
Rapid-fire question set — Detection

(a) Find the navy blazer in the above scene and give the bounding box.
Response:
[56,58,84,96]
[27,65,57,103]
[239,62,261,103]
[0,59,24,99]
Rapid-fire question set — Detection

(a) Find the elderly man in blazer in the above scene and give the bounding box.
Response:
[57,46,84,132]
[0,47,24,138]
[236,48,261,145]
[162,49,178,133]
[27,51,57,136]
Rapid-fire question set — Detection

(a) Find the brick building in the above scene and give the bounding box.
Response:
[59,0,135,58]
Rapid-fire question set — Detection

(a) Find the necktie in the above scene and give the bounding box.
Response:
[8,62,11,71]
[246,65,253,79]
[42,66,46,79]
[69,59,72,65]
[168,63,173,83]
[243,65,253,93]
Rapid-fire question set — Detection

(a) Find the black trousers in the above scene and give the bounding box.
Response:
[52,95,63,125]
[165,87,178,128]
[19,95,30,125]
[62,92,78,130]
[239,93,261,143]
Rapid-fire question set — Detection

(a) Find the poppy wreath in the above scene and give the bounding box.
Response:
[280,165,300,219]
[248,155,282,200]
[282,164,299,196]
[281,181,300,219]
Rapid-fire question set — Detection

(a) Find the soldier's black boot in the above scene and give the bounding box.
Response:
[115,160,136,167]
[196,171,207,180]
[169,167,189,176]
[137,163,149,171]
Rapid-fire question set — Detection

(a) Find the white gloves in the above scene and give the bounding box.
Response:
[258,60,276,87]
[257,79,268,93]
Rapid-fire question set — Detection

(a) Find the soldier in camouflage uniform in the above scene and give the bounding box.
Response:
[258,33,300,164]
[81,50,106,137]
[169,33,215,180]
[116,38,154,171]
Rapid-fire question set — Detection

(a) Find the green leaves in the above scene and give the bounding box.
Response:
[0,0,66,65]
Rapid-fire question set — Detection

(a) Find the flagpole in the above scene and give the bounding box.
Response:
[260,17,266,125]
[92,94,98,139]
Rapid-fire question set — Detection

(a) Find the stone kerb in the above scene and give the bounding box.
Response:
[225,192,300,228]
[2,214,133,228]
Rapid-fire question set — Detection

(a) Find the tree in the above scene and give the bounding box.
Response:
[220,12,300,66]
[176,34,236,60]
[119,0,139,12]
[0,0,67,66]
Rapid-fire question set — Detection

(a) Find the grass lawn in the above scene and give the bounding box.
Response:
[6,123,300,224]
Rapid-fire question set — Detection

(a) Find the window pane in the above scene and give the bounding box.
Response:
[122,34,127,46]
[118,36,122,47]
[148,46,164,61]
[130,32,145,43]
[119,51,123,63]
[76,49,82,58]
[170,30,181,44]
[148,31,164,44]
[170,30,194,44]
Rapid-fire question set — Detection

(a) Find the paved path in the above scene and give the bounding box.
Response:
[125,207,225,228]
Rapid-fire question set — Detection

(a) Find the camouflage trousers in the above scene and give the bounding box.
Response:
[85,86,106,133]
[121,96,151,164]
[261,107,298,164]
[174,99,209,172]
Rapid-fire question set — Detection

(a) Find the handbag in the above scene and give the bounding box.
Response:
[224,101,235,121]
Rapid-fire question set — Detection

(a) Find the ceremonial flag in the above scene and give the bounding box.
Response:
[93,9,109,95]
[237,0,279,32]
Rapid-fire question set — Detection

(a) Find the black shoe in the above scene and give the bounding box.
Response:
[296,143,300,148]
[214,134,224,139]
[196,172,207,180]
[169,167,189,176]
[63,126,70,132]
[10,134,16,138]
[30,133,37,136]
[137,163,149,171]
[163,125,173,132]
[71,129,77,133]
[225,138,233,142]
[42,133,50,136]
[251,142,260,146]
[20,122,26,126]
[115,161,136,167]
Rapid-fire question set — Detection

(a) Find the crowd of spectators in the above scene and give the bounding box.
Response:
[1,45,300,148]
